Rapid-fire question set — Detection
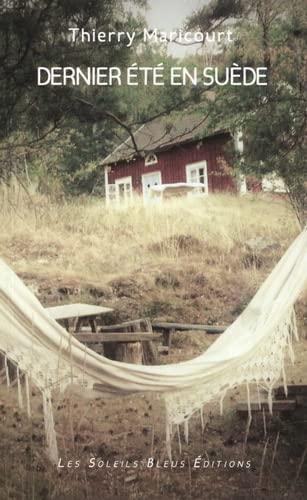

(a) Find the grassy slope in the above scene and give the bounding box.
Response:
[0,190,298,280]
[0,190,302,324]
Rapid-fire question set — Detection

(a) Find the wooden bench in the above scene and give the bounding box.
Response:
[274,385,307,408]
[152,321,227,351]
[74,331,162,364]
[237,400,297,416]
[152,322,227,333]
[76,332,161,343]
[47,310,160,365]
[100,318,159,364]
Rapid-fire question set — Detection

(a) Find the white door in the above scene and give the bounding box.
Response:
[142,171,162,198]
[186,161,209,194]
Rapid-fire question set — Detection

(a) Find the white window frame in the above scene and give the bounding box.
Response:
[185,160,209,194]
[145,153,158,167]
[115,176,133,201]
[142,171,162,199]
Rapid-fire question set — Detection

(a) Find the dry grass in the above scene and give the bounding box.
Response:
[0,185,302,325]
[1,185,303,327]
[0,185,298,283]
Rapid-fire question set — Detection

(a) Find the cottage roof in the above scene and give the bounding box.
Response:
[102,111,228,166]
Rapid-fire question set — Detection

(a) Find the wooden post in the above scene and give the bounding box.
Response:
[162,328,174,350]
[103,323,143,364]
[140,319,158,364]
[112,342,143,363]
[101,318,158,364]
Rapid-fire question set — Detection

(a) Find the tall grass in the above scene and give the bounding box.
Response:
[0,184,298,285]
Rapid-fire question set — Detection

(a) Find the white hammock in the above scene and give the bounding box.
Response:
[0,228,307,463]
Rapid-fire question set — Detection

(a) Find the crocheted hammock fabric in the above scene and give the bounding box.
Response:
[0,228,306,463]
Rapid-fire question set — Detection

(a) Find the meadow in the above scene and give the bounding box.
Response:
[0,186,301,326]
[0,185,298,289]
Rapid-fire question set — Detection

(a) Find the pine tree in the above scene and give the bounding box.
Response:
[188,0,307,225]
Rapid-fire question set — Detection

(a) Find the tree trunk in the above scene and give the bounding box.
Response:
[101,319,158,364]
[111,342,143,364]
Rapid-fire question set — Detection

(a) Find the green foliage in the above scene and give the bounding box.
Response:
[0,0,146,192]
[188,0,307,224]
[114,45,187,124]
[0,0,190,195]
[187,0,244,31]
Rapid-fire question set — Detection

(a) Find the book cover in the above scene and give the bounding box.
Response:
[0,1,306,498]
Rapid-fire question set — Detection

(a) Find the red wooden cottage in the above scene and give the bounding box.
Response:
[102,113,246,203]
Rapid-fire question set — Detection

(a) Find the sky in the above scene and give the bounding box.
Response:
[143,0,208,57]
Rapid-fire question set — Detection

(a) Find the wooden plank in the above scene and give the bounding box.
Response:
[46,303,113,320]
[274,385,307,399]
[152,322,226,334]
[89,319,97,333]
[162,328,174,350]
[100,319,148,332]
[132,320,158,365]
[237,400,297,415]
[74,332,162,343]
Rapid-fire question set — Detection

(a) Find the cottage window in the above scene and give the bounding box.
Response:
[145,153,158,166]
[115,176,133,201]
[186,161,209,194]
